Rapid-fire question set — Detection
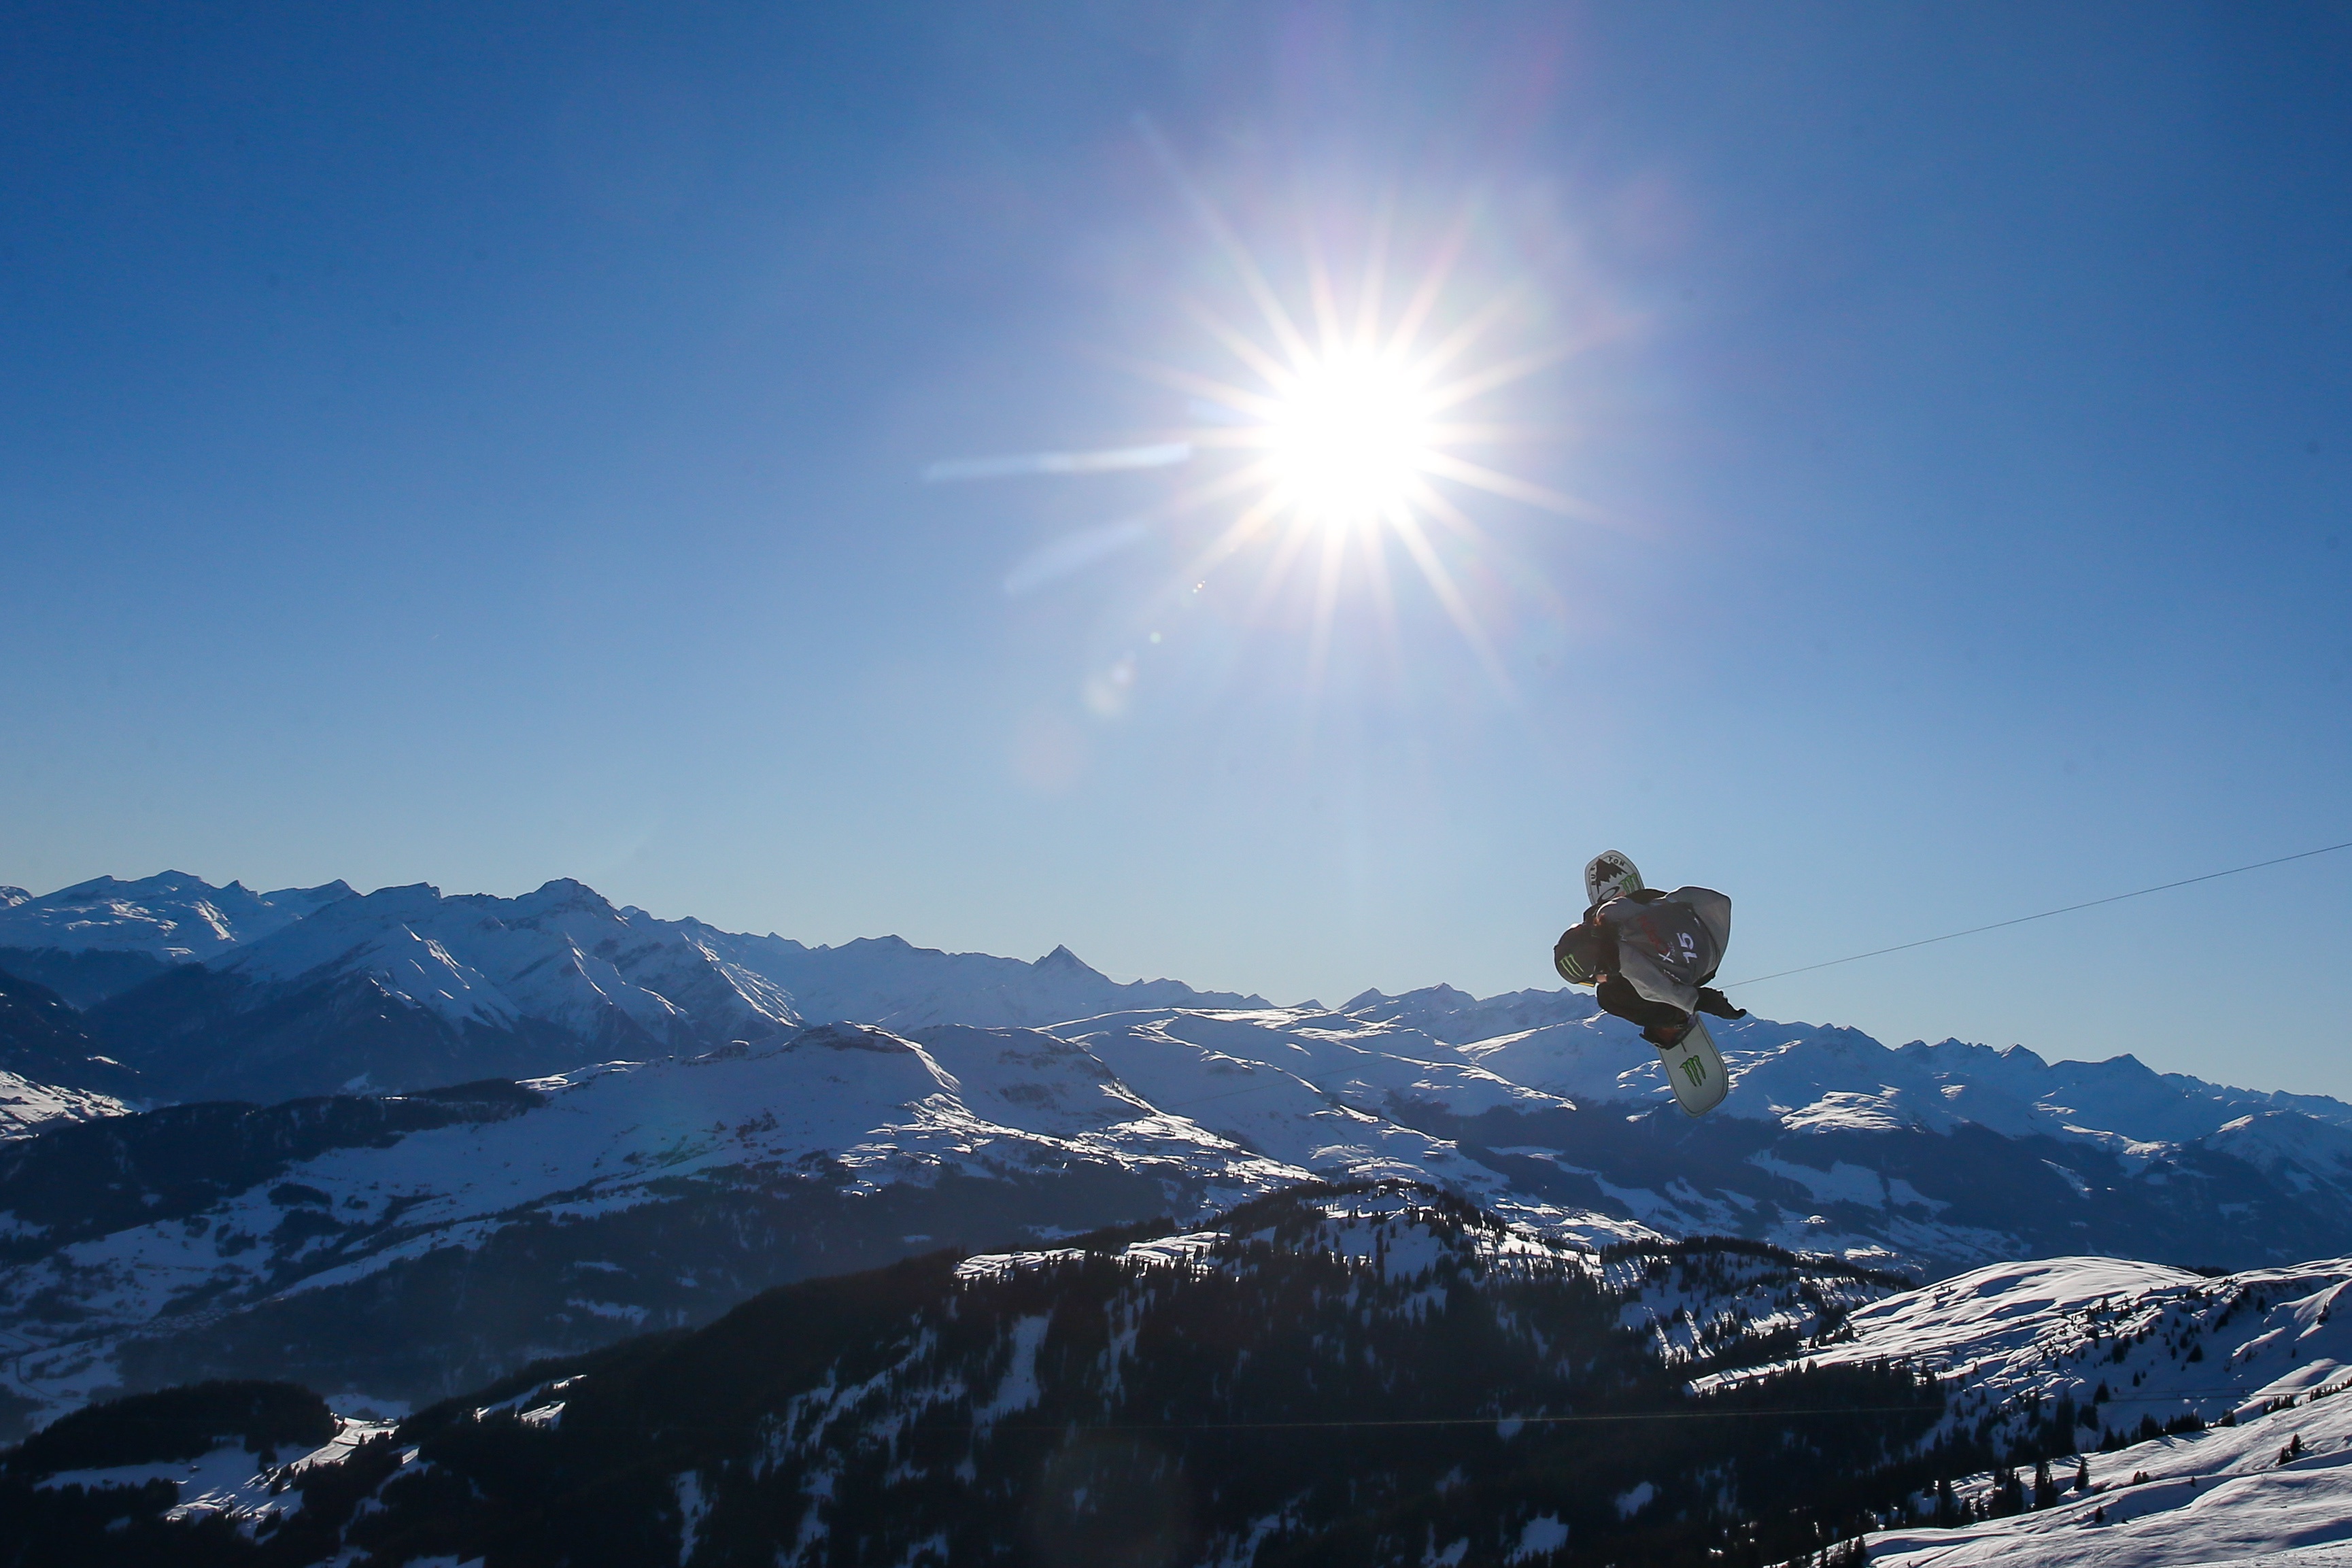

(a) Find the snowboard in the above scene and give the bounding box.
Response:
[1584,849,1644,908]
[1656,1015,1730,1117]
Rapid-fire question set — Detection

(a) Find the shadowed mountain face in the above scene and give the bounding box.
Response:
[0,970,138,1098]
[0,947,173,1010]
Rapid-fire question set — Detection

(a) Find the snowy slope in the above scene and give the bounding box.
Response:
[1860,1400,2352,1567]
[0,1023,1393,1425]
[37,986,2330,1435]
[0,872,352,961]
[20,1409,395,1532]
[54,879,1277,1102]
[1037,995,2352,1278]
[1698,1252,2352,1565]
[0,1072,129,1140]
[0,967,141,1100]
[1717,1254,2352,1452]
[27,979,2352,1318]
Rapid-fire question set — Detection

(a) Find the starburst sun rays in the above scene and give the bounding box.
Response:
[1126,216,1599,692]
[925,201,1603,700]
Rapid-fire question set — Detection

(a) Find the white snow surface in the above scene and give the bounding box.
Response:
[7,916,2352,1415]
[1856,1387,2352,1568]
[956,1185,1596,1290]
[0,1070,130,1138]
[12,872,2352,1422]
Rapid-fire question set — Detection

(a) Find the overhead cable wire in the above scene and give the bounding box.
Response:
[1723,838,2352,989]
[900,1384,2291,1435]
[643,1385,2319,1437]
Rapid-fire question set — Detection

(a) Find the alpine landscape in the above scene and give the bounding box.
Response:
[9,5,2349,1565]
[1,872,2350,1565]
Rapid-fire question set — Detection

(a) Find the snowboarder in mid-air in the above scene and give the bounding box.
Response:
[1552,851,1746,1116]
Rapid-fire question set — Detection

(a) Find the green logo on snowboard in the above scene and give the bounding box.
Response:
[1680,1055,1709,1087]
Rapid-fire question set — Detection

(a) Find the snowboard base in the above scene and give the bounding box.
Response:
[1656,1016,1729,1117]
[1584,849,1644,909]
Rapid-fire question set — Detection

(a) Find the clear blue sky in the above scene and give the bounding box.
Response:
[5,4,2349,1090]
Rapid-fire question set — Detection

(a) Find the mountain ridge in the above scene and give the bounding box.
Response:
[1,867,2350,1448]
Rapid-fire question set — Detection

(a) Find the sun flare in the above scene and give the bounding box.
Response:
[1132,217,1597,691]
[932,193,1602,693]
[1261,348,1433,532]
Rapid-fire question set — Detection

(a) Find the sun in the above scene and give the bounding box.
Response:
[923,190,1603,692]
[1261,347,1434,532]
[1134,219,1595,689]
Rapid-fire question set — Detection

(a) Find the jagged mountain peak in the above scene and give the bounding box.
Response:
[504,876,621,919]
[73,880,801,1102]
[56,870,209,895]
[0,872,354,961]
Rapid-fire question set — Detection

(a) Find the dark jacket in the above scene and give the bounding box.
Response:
[1593,886,1731,1015]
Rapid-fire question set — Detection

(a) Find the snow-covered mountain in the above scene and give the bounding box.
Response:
[75,879,803,1102]
[1452,1004,2352,1146]
[10,993,2352,1442]
[8,865,2352,1444]
[0,872,353,963]
[0,970,137,1098]
[10,874,1265,1102]
[0,1019,1506,1430]
[0,1074,128,1144]
[12,867,2346,1160]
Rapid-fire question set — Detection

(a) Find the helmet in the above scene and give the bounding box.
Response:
[1554,923,1606,986]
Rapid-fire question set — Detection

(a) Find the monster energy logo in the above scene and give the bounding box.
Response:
[1680,1055,1709,1087]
